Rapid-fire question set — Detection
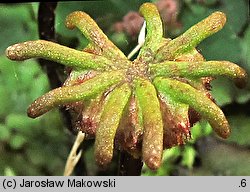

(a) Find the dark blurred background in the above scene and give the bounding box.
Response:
[0,0,249,176]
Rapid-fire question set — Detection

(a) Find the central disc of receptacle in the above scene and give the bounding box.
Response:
[125,59,149,82]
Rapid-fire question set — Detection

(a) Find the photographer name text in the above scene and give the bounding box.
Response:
[18,178,116,188]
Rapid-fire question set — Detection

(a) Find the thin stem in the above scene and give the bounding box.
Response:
[156,12,226,61]
[64,131,85,176]
[149,61,247,88]
[153,77,231,139]
[134,78,163,170]
[27,71,124,118]
[6,40,113,71]
[65,11,127,60]
[38,2,57,41]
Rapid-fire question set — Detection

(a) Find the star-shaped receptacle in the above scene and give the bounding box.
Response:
[5,3,247,170]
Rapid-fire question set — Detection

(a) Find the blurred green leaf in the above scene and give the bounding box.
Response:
[5,114,43,140]
[181,145,196,169]
[0,49,68,176]
[241,26,250,71]
[211,76,250,106]
[9,134,27,150]
[219,0,248,34]
[0,3,38,53]
[0,85,10,117]
[0,124,10,140]
[202,0,218,6]
[190,121,213,142]
[194,136,250,175]
[199,26,242,63]
[4,166,16,176]
[226,114,250,146]
[210,77,234,106]
[29,75,49,99]
[0,56,49,114]
[109,32,130,53]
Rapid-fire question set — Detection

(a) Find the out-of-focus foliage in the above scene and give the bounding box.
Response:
[193,136,250,175]
[0,0,249,176]
[0,4,38,54]
[0,55,70,175]
[0,3,70,175]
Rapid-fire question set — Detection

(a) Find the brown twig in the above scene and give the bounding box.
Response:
[38,2,62,89]
[38,2,73,132]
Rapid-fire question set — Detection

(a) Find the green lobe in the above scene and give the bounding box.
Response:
[156,11,226,61]
[134,78,163,170]
[138,3,163,61]
[65,11,127,60]
[154,77,231,139]
[6,40,112,71]
[94,83,131,167]
[149,61,247,88]
[27,71,124,118]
